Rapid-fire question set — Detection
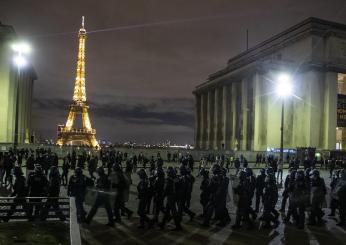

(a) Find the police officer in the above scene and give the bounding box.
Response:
[260,169,279,229]
[159,167,181,231]
[232,170,253,230]
[215,168,231,227]
[290,170,310,229]
[308,169,326,225]
[137,169,153,228]
[280,167,294,212]
[153,164,165,223]
[41,166,66,221]
[329,170,340,217]
[27,164,48,221]
[3,166,29,222]
[86,167,114,227]
[336,169,346,227]
[245,167,257,221]
[199,168,210,218]
[202,164,222,227]
[68,167,93,223]
[255,169,266,212]
[177,165,195,222]
[109,163,129,223]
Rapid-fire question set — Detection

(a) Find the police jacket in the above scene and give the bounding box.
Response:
[27,173,48,197]
[12,175,27,197]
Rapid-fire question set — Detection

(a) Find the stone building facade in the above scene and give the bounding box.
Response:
[0,22,37,144]
[194,18,346,151]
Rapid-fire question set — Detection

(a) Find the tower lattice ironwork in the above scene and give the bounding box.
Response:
[57,17,98,147]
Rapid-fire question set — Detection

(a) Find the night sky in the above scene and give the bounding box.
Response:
[1,0,346,144]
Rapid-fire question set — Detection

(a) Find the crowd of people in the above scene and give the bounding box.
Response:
[0,147,345,232]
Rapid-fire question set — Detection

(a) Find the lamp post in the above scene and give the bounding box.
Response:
[275,73,293,163]
[11,42,31,149]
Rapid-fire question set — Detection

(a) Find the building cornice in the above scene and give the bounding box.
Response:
[194,17,346,94]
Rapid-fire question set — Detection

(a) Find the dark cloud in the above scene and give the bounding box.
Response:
[32,97,194,143]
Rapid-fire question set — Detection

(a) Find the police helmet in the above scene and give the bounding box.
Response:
[304,168,311,178]
[266,167,274,176]
[238,170,247,181]
[212,164,221,175]
[179,164,188,175]
[97,167,105,175]
[244,167,253,177]
[13,166,23,176]
[167,166,176,178]
[296,170,305,180]
[75,167,83,176]
[112,163,121,172]
[137,169,147,179]
[49,166,60,177]
[309,169,320,178]
[34,164,43,174]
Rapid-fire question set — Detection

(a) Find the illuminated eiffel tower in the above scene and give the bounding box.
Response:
[57,17,98,147]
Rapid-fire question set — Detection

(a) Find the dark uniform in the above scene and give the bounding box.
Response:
[203,164,222,226]
[3,167,29,222]
[308,170,326,225]
[86,167,114,226]
[137,169,152,228]
[153,166,165,222]
[290,170,310,229]
[199,169,210,217]
[261,173,279,228]
[280,168,294,212]
[177,166,195,222]
[255,169,266,212]
[159,167,181,230]
[336,169,346,227]
[27,165,48,221]
[41,166,66,221]
[232,171,253,230]
[68,167,93,222]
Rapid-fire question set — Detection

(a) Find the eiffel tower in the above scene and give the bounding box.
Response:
[57,17,98,147]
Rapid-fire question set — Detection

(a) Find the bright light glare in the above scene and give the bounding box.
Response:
[276,73,292,97]
[11,42,31,54]
[13,55,28,67]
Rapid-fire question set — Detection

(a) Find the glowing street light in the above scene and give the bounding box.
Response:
[276,73,293,168]
[276,74,293,97]
[11,41,31,148]
[13,54,28,67]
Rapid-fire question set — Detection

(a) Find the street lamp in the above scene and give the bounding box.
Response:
[276,73,293,164]
[11,41,31,149]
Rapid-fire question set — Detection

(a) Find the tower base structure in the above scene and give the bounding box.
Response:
[57,126,98,147]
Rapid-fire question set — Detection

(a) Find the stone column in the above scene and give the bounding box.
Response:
[207,89,215,150]
[323,72,337,149]
[230,82,238,150]
[195,93,201,149]
[241,78,248,150]
[214,87,223,150]
[253,73,265,151]
[200,93,207,149]
[222,84,232,150]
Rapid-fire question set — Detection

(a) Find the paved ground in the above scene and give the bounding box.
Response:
[78,166,346,245]
[0,222,69,244]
